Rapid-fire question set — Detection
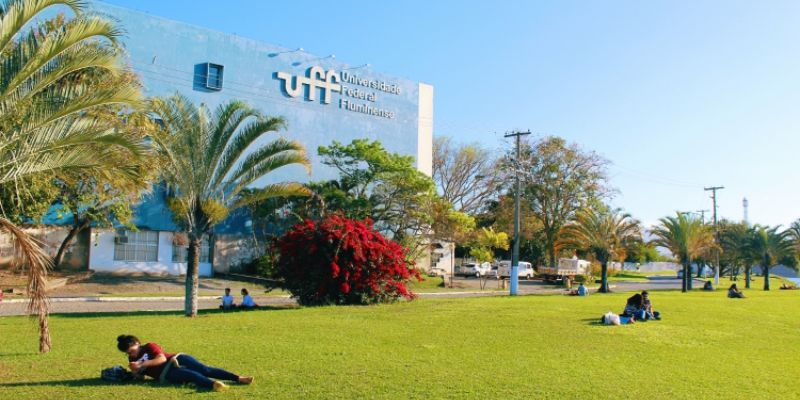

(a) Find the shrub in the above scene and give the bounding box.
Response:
[274,215,420,306]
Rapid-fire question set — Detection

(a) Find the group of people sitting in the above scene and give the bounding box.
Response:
[219,288,259,310]
[601,291,661,325]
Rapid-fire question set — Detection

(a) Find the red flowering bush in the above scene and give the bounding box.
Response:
[274,215,421,306]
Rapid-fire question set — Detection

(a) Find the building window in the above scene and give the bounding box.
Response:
[172,239,210,263]
[114,230,159,262]
[203,63,224,90]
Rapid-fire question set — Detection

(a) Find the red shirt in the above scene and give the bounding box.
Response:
[128,342,176,379]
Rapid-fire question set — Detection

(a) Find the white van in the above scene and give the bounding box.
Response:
[497,260,534,279]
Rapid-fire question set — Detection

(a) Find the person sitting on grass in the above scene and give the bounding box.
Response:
[641,291,661,320]
[728,284,745,298]
[703,280,714,291]
[116,334,253,392]
[601,311,635,325]
[219,288,236,310]
[239,288,258,309]
[577,283,589,296]
[623,293,646,320]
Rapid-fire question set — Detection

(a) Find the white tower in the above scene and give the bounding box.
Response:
[743,197,749,224]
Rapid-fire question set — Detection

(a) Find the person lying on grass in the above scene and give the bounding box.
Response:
[116,334,253,391]
[601,311,634,325]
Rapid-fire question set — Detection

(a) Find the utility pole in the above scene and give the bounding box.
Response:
[705,186,724,286]
[695,210,710,225]
[505,130,531,296]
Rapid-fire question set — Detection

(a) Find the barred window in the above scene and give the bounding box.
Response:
[114,230,159,262]
[172,239,210,263]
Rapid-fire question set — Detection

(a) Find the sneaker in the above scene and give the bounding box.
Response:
[238,376,254,385]
[212,381,229,392]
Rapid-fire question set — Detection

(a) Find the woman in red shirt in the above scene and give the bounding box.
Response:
[117,334,253,391]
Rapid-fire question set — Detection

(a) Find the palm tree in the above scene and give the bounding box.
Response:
[720,221,754,287]
[150,94,311,317]
[0,0,143,352]
[651,213,715,292]
[748,225,794,291]
[559,208,640,293]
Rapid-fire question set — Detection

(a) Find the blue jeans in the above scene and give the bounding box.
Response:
[165,354,239,389]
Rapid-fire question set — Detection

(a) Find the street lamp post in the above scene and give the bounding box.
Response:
[505,130,531,296]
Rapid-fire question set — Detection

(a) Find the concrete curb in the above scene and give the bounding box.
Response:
[1,295,227,304]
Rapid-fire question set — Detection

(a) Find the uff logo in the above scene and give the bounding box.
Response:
[276,66,341,104]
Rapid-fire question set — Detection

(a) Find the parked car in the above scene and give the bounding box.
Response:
[458,262,492,278]
[428,267,447,277]
[497,261,534,279]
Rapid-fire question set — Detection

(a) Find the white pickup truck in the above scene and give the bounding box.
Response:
[538,258,591,281]
[497,261,534,280]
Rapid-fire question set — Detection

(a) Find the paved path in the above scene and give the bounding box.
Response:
[0,277,693,317]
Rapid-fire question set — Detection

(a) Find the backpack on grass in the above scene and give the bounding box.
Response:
[101,365,135,383]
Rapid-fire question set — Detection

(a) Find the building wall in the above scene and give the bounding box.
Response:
[89,230,212,277]
[0,227,88,271]
[212,234,261,274]
[95,2,432,182]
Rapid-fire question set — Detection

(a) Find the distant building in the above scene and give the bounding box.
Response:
[0,2,433,276]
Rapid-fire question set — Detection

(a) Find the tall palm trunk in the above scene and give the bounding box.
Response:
[599,260,610,293]
[763,264,771,291]
[184,234,201,317]
[687,262,693,290]
[745,266,751,289]
[682,261,689,292]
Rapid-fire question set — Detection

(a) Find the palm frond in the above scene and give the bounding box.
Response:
[0,0,85,54]
[0,216,51,353]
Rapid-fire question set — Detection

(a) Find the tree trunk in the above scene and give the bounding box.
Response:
[745,267,751,289]
[184,234,201,317]
[696,262,703,278]
[682,262,689,292]
[547,241,557,268]
[599,261,610,293]
[53,219,89,269]
[687,262,693,290]
[763,265,770,291]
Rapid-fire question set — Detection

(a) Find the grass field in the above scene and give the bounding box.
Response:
[1,290,799,399]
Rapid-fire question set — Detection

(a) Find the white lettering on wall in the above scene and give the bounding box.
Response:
[276,66,341,104]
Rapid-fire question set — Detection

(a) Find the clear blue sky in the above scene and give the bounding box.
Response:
[101,0,800,228]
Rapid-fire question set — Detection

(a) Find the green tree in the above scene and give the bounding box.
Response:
[748,225,794,291]
[719,220,753,286]
[513,136,612,268]
[559,208,640,293]
[150,94,310,317]
[314,139,438,254]
[0,0,143,353]
[468,227,510,263]
[651,213,716,292]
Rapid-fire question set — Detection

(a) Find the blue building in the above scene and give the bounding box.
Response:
[48,2,434,276]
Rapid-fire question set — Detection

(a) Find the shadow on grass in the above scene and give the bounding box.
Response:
[52,305,296,319]
[0,377,156,388]
[581,317,605,326]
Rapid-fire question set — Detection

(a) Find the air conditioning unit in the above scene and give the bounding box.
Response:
[115,235,129,244]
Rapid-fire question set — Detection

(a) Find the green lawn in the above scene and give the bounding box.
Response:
[1,290,799,399]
